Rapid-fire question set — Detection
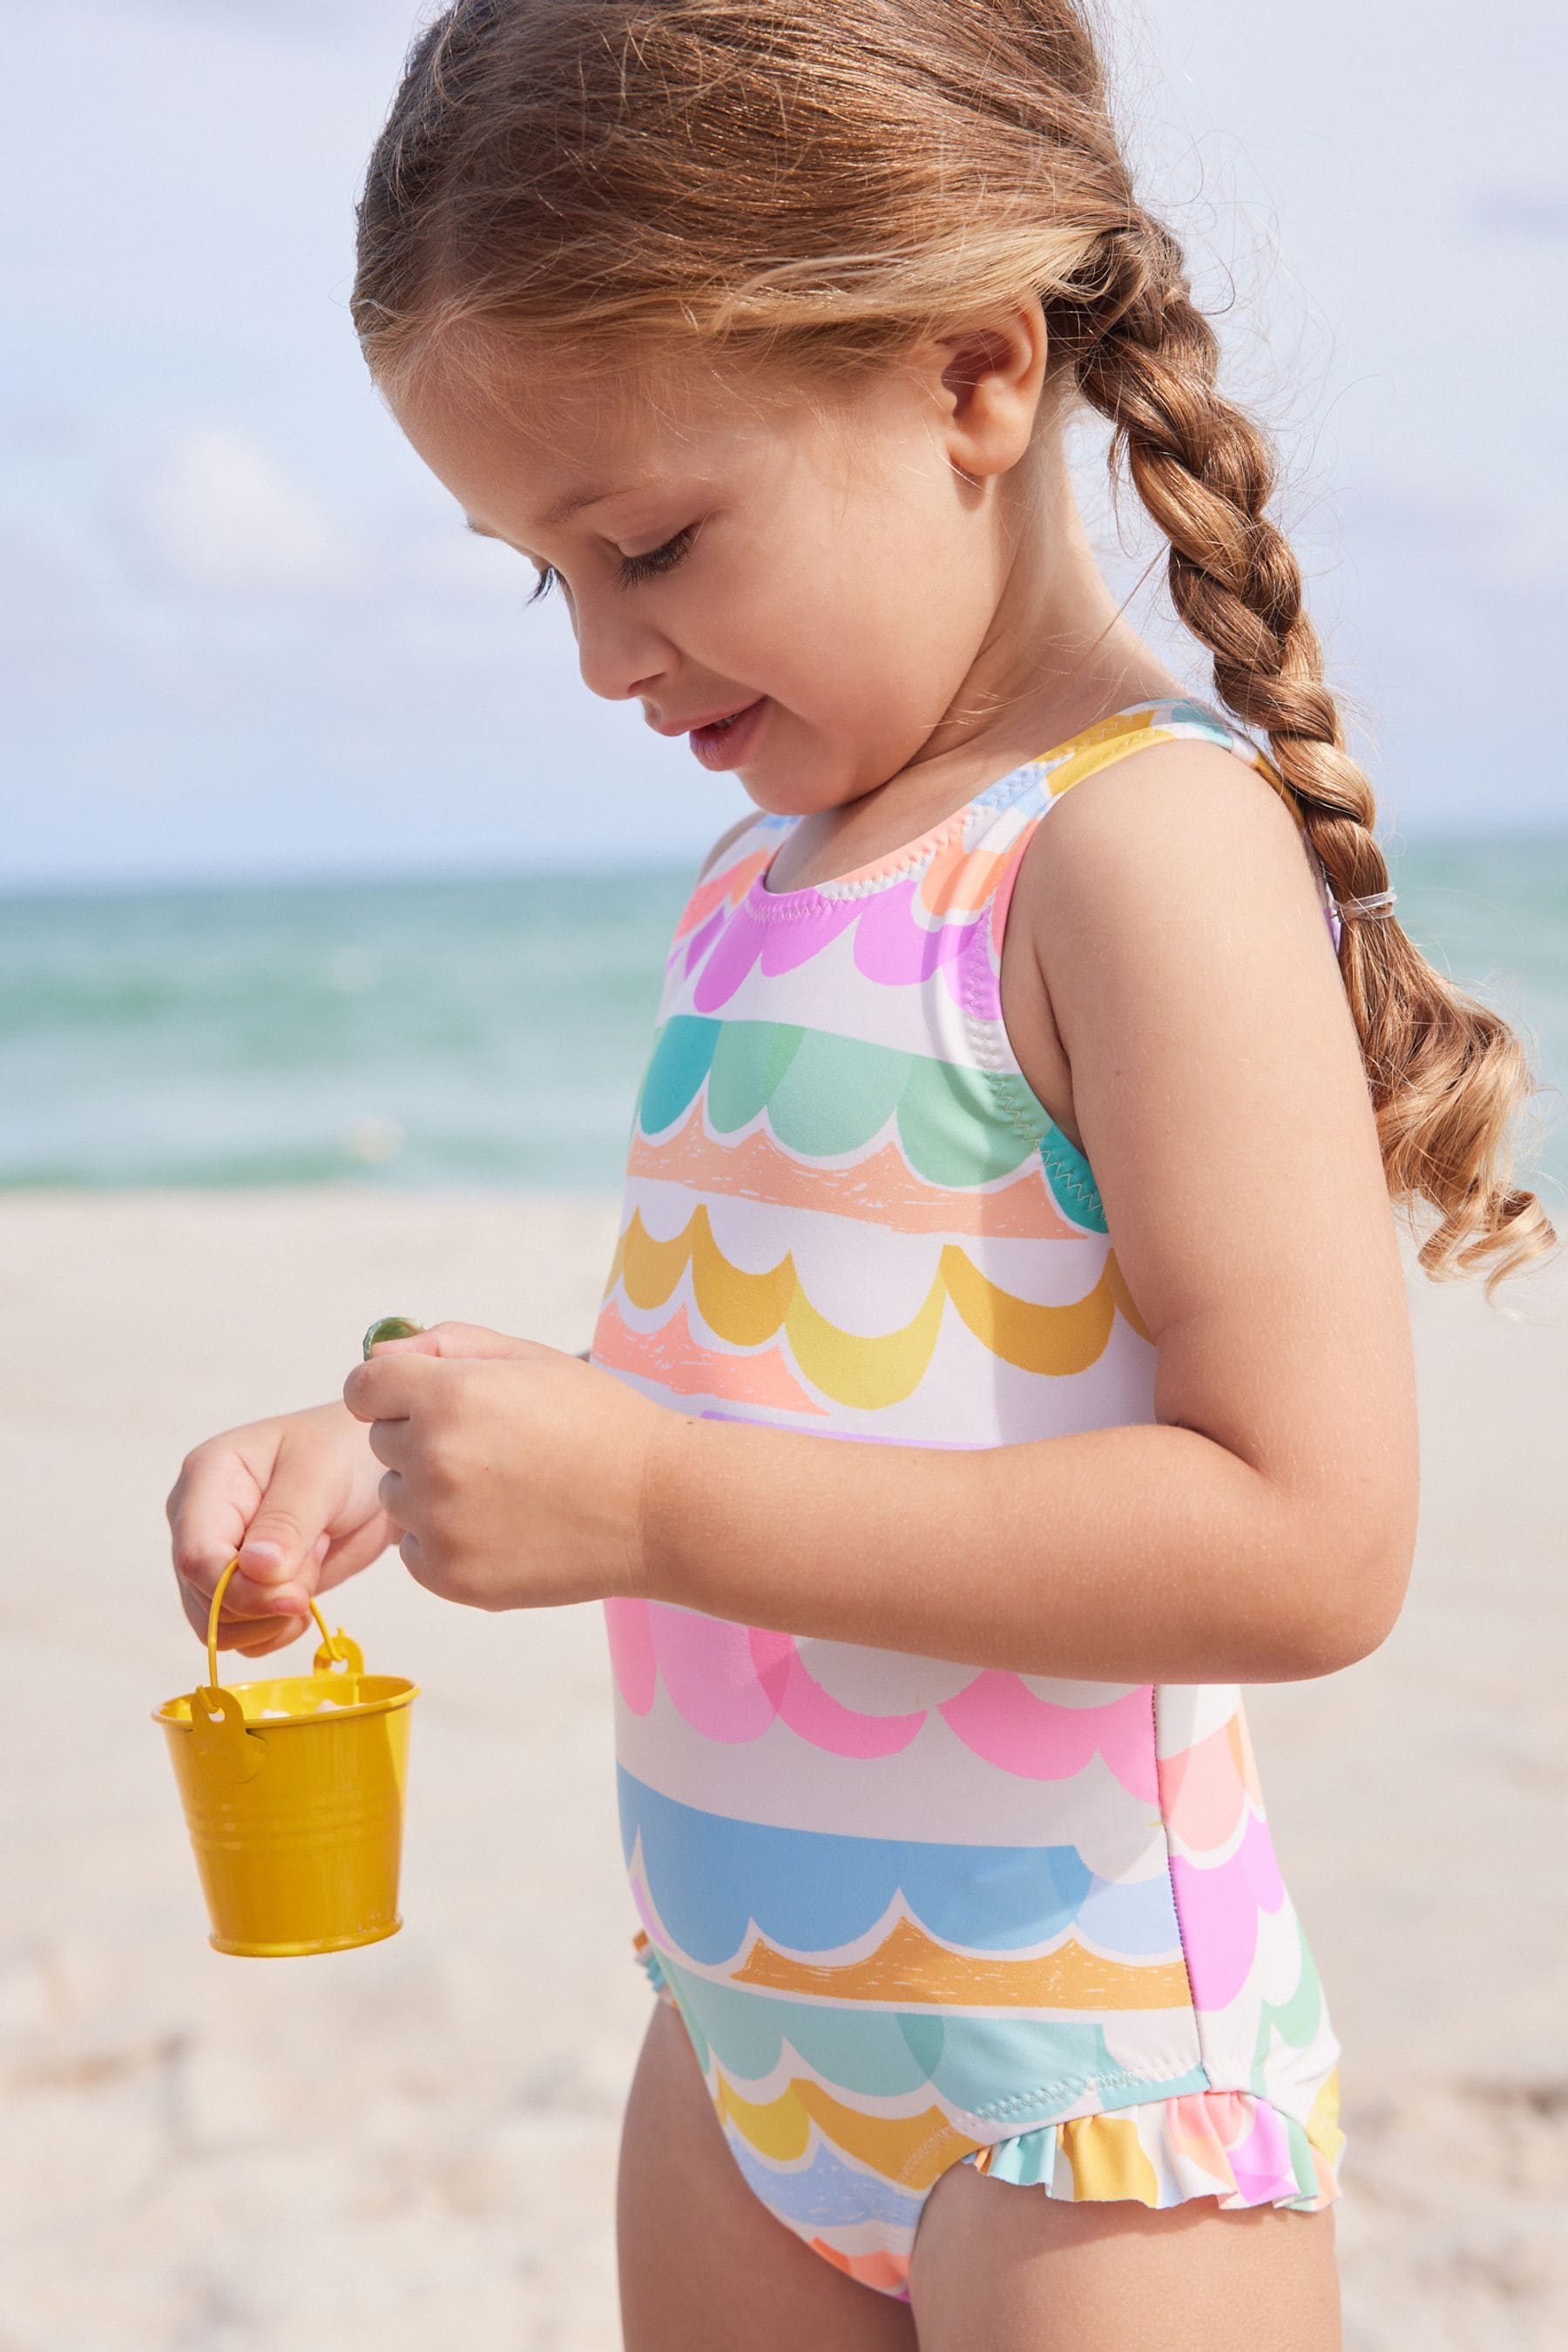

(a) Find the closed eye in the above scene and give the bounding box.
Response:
[524,524,697,607]
[617,524,697,589]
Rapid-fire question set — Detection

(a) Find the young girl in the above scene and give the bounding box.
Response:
[166,3,1553,2345]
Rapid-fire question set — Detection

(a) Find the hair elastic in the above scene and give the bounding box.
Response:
[1334,887,1399,922]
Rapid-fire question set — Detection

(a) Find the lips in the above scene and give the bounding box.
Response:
[687,696,768,770]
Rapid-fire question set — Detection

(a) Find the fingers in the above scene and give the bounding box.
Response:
[342,1352,428,1423]
[364,1416,408,1470]
[232,1443,348,1599]
[346,1326,557,1420]
[169,1449,305,1639]
[166,1444,253,1604]
[316,1512,400,1588]
[169,1411,364,1645]
[175,1531,328,1650]
[370,1320,531,1361]
[226,1611,320,1660]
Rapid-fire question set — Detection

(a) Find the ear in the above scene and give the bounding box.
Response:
[931,301,1051,487]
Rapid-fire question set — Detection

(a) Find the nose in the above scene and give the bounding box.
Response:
[569,588,669,706]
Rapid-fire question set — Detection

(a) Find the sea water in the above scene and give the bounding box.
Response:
[3,844,1565,1200]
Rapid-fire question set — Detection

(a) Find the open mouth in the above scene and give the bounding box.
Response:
[689,698,767,767]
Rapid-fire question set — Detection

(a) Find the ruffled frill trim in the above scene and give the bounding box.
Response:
[635,1930,679,2007]
[633,1932,1343,2216]
[964,2074,1345,2213]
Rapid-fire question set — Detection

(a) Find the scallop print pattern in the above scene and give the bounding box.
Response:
[591,699,1347,2298]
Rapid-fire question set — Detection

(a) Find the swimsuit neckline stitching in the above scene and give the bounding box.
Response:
[747,699,1182,916]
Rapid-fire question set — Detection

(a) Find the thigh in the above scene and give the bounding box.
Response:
[909,2161,1342,2352]
[616,1997,918,2352]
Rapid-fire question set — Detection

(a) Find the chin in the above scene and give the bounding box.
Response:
[738,778,803,815]
[739,761,852,822]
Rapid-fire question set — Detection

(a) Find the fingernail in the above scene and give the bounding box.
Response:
[240,1540,286,1579]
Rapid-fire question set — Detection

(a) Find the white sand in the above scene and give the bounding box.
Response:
[2,1189,1565,2349]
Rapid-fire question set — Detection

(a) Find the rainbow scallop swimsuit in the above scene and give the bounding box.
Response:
[591,697,1347,2299]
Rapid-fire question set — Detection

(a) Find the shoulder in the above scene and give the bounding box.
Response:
[995,731,1340,1146]
[1010,733,1326,991]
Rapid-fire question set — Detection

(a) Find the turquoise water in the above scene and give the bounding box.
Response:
[3,842,1565,1198]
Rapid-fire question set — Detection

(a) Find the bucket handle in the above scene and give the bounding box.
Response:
[205,1558,365,1694]
[190,1560,367,1784]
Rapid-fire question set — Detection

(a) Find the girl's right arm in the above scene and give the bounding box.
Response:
[166,1400,398,1659]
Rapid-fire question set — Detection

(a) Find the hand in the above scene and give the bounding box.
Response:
[341,1321,670,1613]
[166,1401,396,1658]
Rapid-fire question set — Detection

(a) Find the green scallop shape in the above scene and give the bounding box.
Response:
[896,1052,1037,1187]
[658,1954,937,2098]
[1248,1922,1326,2090]
[706,1019,808,1132]
[767,1028,912,1158]
[636,1013,1047,1188]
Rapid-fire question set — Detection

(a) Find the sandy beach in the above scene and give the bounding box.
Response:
[2,1187,1564,2350]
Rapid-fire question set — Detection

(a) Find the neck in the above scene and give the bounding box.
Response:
[781,416,1188,880]
[923,416,1186,780]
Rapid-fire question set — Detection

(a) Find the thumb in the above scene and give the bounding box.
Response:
[236,1454,347,1598]
[370,1320,538,1362]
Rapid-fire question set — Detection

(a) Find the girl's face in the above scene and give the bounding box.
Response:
[386,335,1068,824]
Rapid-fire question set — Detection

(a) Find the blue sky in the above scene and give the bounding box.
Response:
[3,0,1565,888]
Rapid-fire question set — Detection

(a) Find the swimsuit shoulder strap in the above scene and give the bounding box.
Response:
[1031,696,1301,828]
[974,695,1336,952]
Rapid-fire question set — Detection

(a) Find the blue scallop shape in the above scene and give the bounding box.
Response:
[638,1014,720,1136]
[724,2126,928,2233]
[619,1769,1100,1963]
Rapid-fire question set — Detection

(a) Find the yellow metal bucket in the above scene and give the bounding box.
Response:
[154,1558,419,1957]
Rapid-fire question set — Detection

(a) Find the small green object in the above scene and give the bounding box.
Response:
[362,1315,425,1358]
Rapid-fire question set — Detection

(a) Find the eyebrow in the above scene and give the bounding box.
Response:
[464,483,632,540]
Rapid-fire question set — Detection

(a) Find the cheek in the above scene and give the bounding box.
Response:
[788,511,962,738]
[714,507,921,715]
[686,470,975,803]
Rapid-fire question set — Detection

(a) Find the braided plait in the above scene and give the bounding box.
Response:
[1051,214,1549,1286]
[349,0,1554,1290]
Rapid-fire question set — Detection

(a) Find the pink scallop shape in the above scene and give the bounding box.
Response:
[748,1629,927,1760]
[691,906,767,1011]
[760,898,859,976]
[1166,1810,1286,2012]
[604,1596,657,1715]
[1157,1722,1248,1853]
[651,1602,780,1742]
[939,1671,1159,1800]
[1225,2099,1298,2201]
[1164,2092,1247,2182]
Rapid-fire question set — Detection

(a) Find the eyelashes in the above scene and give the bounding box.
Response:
[618,524,697,586]
[525,524,697,606]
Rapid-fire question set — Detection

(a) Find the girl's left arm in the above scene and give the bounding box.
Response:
[348,747,1419,1684]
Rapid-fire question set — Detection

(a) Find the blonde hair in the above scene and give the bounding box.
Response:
[351,0,1556,1290]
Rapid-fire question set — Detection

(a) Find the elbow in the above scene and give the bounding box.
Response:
[1285,1515,1416,1679]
